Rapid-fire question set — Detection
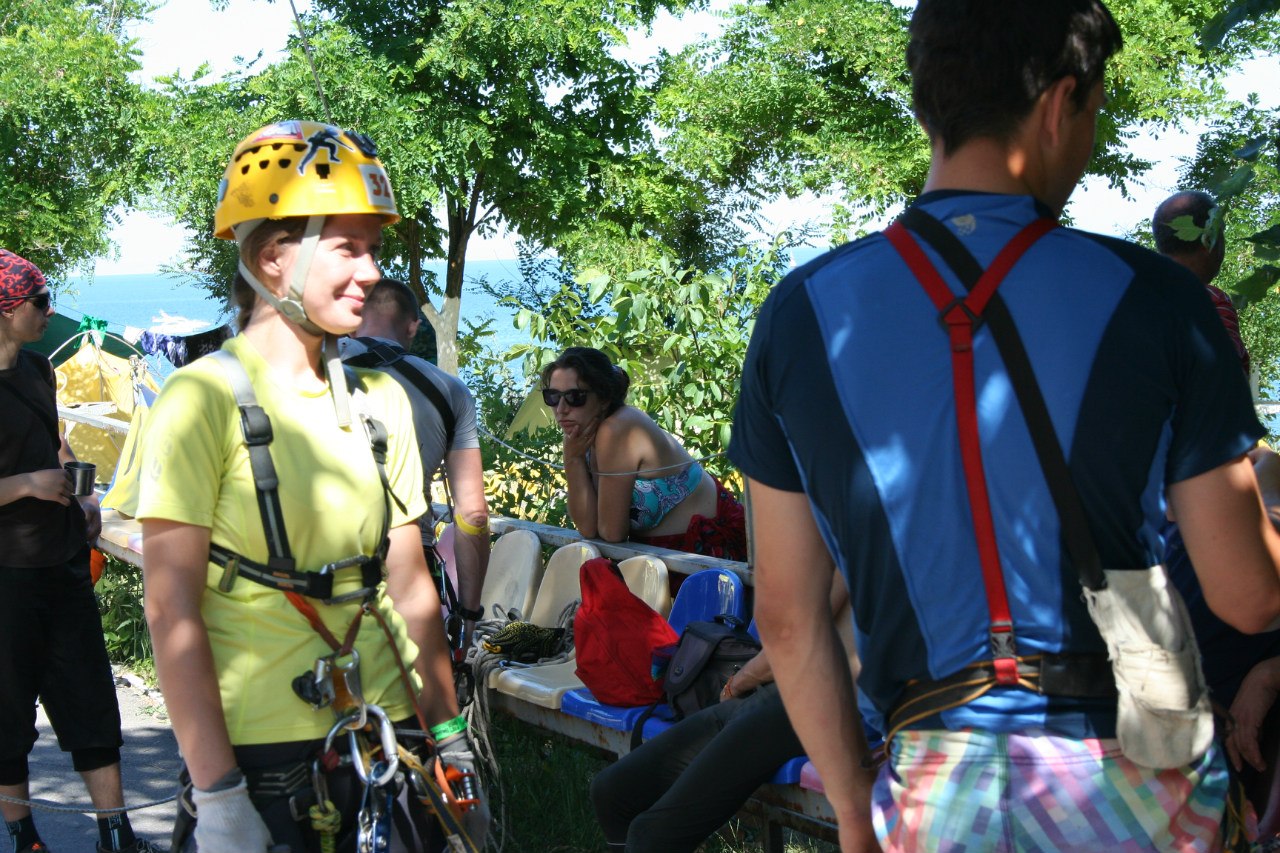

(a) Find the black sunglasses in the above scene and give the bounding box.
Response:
[542,388,593,408]
[24,292,52,311]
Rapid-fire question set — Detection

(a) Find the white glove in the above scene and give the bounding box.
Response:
[439,732,491,849]
[192,777,277,853]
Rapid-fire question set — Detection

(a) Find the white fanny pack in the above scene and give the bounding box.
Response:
[1082,564,1214,769]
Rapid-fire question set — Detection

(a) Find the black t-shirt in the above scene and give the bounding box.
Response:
[0,350,86,567]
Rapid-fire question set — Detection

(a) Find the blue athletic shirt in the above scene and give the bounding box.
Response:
[729,191,1263,739]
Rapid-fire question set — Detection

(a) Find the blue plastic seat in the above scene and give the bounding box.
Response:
[667,568,747,634]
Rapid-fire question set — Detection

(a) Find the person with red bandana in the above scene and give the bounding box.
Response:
[0,250,161,853]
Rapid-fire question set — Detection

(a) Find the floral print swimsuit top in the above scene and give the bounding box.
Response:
[628,461,703,532]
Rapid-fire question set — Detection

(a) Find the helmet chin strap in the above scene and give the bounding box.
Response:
[234,216,354,428]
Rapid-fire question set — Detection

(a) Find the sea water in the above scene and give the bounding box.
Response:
[61,260,529,363]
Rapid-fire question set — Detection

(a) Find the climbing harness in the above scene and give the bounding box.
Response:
[195,349,481,852]
[880,210,1117,745]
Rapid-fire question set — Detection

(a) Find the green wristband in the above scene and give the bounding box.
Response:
[430,714,468,741]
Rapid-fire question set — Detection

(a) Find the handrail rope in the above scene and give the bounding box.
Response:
[476,422,727,477]
[0,791,177,815]
[287,0,335,126]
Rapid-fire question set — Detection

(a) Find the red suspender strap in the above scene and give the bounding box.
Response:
[883,218,1056,686]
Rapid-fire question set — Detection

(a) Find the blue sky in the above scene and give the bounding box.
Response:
[96,0,1278,275]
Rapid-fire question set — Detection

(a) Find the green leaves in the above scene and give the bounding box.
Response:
[485,237,792,493]
[0,0,148,279]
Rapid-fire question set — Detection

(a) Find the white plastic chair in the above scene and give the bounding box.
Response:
[496,554,671,708]
[478,529,544,621]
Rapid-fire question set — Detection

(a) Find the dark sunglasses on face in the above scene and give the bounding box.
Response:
[24,292,52,311]
[542,388,593,408]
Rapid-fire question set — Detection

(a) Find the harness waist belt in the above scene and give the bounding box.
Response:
[210,545,383,604]
[887,653,1117,738]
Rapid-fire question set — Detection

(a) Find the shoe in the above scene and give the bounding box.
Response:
[97,842,167,853]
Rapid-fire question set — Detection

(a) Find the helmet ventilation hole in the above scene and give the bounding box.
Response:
[316,164,331,179]
[278,159,291,169]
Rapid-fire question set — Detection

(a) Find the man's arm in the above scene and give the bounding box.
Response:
[1169,453,1280,634]
[444,446,489,630]
[749,478,882,853]
[385,522,460,725]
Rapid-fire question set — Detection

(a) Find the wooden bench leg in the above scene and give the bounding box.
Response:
[764,806,785,853]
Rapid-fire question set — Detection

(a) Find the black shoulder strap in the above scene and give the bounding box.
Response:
[898,207,1105,591]
[347,337,457,461]
[209,350,295,570]
[208,351,405,578]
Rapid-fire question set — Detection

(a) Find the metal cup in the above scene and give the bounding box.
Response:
[65,461,96,497]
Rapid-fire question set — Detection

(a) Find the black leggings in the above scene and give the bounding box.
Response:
[590,683,804,853]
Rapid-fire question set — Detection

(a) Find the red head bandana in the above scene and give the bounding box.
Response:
[0,250,47,312]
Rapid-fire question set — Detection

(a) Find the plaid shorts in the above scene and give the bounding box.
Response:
[873,728,1229,852]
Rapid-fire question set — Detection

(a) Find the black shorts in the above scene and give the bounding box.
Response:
[0,548,123,764]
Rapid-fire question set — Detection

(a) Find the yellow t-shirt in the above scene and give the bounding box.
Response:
[136,335,429,745]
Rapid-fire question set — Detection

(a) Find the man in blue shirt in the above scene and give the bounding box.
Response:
[731,2,1280,850]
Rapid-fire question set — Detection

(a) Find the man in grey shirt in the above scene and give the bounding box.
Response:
[342,278,491,650]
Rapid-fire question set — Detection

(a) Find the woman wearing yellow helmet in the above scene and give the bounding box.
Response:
[138,122,481,852]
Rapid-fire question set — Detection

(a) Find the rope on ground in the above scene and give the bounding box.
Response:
[0,791,177,815]
[477,423,727,477]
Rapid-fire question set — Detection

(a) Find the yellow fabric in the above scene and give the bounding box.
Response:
[136,336,428,745]
[100,391,150,516]
[55,337,160,485]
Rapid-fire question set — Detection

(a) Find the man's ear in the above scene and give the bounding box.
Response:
[1039,75,1079,150]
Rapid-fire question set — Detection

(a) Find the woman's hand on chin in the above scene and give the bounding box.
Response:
[563,415,601,460]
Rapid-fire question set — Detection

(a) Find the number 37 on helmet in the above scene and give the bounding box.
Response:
[213,119,401,240]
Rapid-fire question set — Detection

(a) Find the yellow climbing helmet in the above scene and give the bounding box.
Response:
[213,120,400,240]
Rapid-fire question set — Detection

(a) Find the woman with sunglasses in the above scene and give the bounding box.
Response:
[541,347,746,563]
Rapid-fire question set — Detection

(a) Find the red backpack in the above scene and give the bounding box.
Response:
[574,557,679,707]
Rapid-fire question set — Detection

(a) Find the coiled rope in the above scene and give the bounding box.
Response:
[463,599,579,853]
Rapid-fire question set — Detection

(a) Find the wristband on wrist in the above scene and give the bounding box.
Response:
[458,605,484,621]
[454,515,489,537]
[430,714,468,741]
[202,766,245,793]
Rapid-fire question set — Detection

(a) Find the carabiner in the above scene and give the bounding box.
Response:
[332,647,367,728]
[347,704,399,789]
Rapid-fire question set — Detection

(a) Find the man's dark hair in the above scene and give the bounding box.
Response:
[908,0,1123,154]
[367,277,419,325]
[1153,190,1218,256]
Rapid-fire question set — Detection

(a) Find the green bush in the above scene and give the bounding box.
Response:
[96,553,154,680]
